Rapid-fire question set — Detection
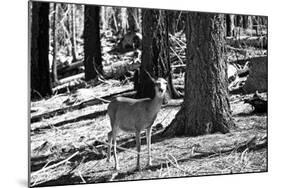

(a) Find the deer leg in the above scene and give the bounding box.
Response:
[107,131,112,162]
[135,130,141,171]
[112,128,119,170]
[146,127,152,167]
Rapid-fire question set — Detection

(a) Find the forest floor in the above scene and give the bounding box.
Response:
[29,79,267,187]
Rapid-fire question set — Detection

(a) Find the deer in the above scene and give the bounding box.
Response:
[107,70,168,171]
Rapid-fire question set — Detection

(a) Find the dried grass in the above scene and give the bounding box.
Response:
[30,81,267,186]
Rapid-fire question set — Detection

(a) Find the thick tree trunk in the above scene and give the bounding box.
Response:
[30,1,52,99]
[83,5,103,81]
[135,10,181,99]
[134,9,155,99]
[163,13,234,137]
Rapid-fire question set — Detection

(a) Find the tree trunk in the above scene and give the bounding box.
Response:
[134,10,181,99]
[167,10,176,35]
[30,1,52,99]
[83,5,103,81]
[100,6,108,31]
[163,12,234,137]
[226,14,235,37]
[236,15,243,27]
[134,9,155,99]
[127,8,140,32]
[70,4,78,61]
[120,8,128,34]
[64,4,72,58]
[51,3,59,84]
[166,11,182,99]
[242,15,248,29]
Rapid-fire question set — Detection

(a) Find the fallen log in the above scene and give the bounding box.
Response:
[244,91,267,113]
[53,60,140,94]
[192,136,267,159]
[226,36,267,49]
[103,60,140,79]
[58,73,85,85]
[57,59,84,73]
[31,88,134,123]
[229,55,267,66]
[31,110,108,132]
[52,73,86,95]
[32,151,79,176]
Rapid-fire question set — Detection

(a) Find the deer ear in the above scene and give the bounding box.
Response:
[143,69,156,83]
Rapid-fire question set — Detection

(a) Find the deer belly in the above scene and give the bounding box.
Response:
[116,117,152,132]
[117,118,137,132]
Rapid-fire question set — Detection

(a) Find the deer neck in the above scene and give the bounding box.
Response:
[148,94,164,115]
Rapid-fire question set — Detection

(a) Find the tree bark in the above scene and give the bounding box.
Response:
[83,5,103,81]
[127,8,140,32]
[134,9,155,99]
[226,14,235,37]
[70,4,78,61]
[167,10,176,35]
[100,6,108,31]
[134,10,181,99]
[51,3,59,84]
[163,12,234,137]
[242,15,248,29]
[120,8,128,34]
[30,1,52,99]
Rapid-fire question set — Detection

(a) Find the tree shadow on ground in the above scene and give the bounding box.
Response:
[34,174,82,187]
[31,128,166,173]
[234,111,266,117]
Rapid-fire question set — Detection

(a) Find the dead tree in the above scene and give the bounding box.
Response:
[83,5,103,81]
[30,1,52,99]
[163,13,234,137]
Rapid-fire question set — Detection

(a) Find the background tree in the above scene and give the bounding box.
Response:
[83,5,103,81]
[100,6,108,30]
[30,1,52,99]
[167,11,177,35]
[51,3,59,84]
[242,15,249,29]
[226,14,235,37]
[127,8,141,32]
[163,12,234,137]
[120,8,128,34]
[134,9,181,99]
[69,4,78,61]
